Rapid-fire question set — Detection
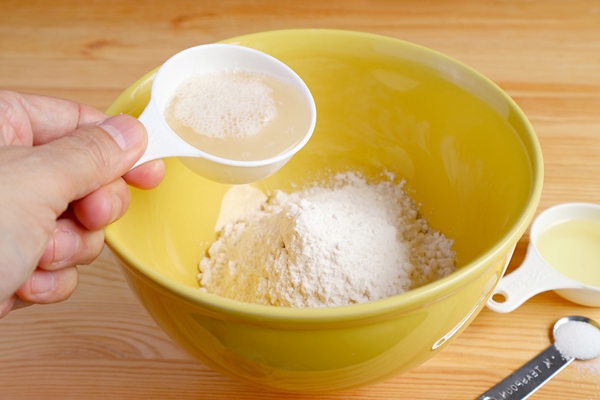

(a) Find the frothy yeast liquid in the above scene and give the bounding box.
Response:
[536,218,600,287]
[164,70,312,161]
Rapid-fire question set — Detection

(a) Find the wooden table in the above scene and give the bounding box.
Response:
[1,1,599,398]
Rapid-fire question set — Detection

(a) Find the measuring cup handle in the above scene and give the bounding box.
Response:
[486,243,576,313]
[132,106,200,169]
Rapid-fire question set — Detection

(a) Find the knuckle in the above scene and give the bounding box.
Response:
[77,131,119,176]
[79,229,105,265]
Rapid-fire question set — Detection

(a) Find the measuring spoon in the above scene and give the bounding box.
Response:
[487,203,600,313]
[478,315,600,400]
[132,44,317,184]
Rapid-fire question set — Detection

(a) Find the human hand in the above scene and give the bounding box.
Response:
[0,90,165,318]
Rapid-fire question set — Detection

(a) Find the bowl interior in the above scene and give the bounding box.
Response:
[106,30,540,305]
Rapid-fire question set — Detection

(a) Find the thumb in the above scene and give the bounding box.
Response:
[42,114,148,203]
[0,114,147,305]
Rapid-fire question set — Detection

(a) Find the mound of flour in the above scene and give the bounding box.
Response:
[198,172,455,308]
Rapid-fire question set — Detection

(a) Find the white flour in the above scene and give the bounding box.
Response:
[198,172,456,307]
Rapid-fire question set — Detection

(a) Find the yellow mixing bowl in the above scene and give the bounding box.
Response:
[105,29,543,393]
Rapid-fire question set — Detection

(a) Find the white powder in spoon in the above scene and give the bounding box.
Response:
[554,320,600,360]
[198,172,456,307]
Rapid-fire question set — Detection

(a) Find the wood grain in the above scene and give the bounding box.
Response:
[1,1,600,398]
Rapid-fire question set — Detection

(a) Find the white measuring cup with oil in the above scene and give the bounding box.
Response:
[132,44,317,184]
[487,203,600,313]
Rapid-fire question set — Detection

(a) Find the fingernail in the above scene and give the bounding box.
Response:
[52,230,80,264]
[31,270,55,294]
[98,114,144,151]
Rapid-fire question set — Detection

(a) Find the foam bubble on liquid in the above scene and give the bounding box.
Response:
[169,71,277,138]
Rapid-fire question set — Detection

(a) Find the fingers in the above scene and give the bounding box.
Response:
[7,214,103,311]
[16,267,78,305]
[124,159,166,190]
[0,91,166,318]
[0,295,16,319]
[37,218,104,270]
[0,296,32,319]
[0,90,107,145]
[35,114,148,207]
[72,178,131,231]
[1,90,164,191]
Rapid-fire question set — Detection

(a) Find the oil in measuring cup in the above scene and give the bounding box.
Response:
[487,203,600,313]
[536,218,600,287]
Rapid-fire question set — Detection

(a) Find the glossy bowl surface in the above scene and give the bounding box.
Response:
[105,29,543,393]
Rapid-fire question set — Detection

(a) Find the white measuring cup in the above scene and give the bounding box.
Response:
[487,203,600,313]
[131,44,317,184]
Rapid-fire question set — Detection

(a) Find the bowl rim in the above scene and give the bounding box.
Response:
[105,28,544,324]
